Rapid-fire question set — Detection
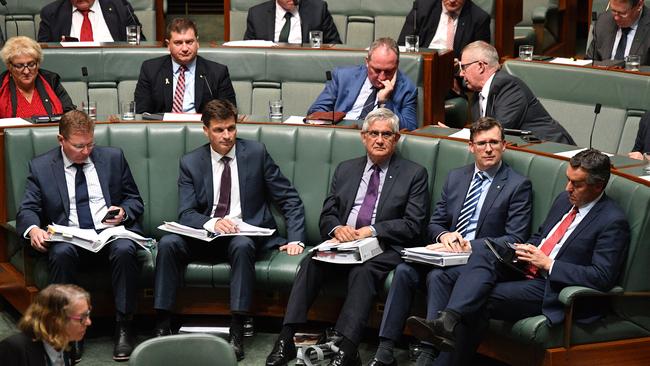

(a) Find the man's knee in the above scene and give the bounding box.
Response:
[228,236,256,258]
[109,239,138,260]
[157,235,185,257]
[392,263,420,285]
[49,243,78,264]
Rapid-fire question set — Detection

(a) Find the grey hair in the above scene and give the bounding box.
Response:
[367,37,400,61]
[461,40,500,68]
[362,108,400,133]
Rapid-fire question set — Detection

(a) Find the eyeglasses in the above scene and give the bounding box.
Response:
[365,130,395,139]
[472,139,503,149]
[68,310,91,324]
[67,139,96,151]
[10,61,38,71]
[609,2,640,18]
[459,60,482,71]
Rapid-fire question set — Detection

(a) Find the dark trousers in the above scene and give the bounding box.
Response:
[48,238,140,316]
[154,234,257,312]
[283,249,402,345]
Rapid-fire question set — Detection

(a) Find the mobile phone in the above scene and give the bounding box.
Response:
[505,241,518,250]
[101,209,120,222]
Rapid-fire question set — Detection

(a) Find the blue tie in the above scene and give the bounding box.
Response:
[73,163,94,229]
[455,171,487,237]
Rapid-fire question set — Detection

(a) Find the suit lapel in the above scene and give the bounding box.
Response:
[194,57,205,111]
[476,164,507,231]
[630,11,650,56]
[52,151,70,218]
[555,196,606,258]
[200,145,215,212]
[163,57,174,112]
[602,17,618,59]
[266,2,276,41]
[91,150,112,205]
[61,4,73,37]
[234,140,247,215]
[299,5,309,42]
[342,157,366,223]
[341,67,368,112]
[452,166,473,229]
[376,155,399,220]
[423,1,442,46]
[100,0,121,41]
[454,4,471,51]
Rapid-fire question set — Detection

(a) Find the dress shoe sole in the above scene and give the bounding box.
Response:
[112,355,130,362]
[407,317,455,353]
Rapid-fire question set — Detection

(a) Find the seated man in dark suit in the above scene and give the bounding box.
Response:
[153,100,306,361]
[586,0,650,65]
[266,108,430,366]
[134,18,237,114]
[17,110,145,362]
[398,0,491,58]
[244,0,341,44]
[308,37,418,130]
[408,149,630,366]
[369,117,532,366]
[38,0,145,42]
[460,41,575,145]
[628,110,650,159]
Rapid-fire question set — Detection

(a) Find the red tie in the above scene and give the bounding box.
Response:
[172,65,186,113]
[79,10,93,41]
[526,206,578,278]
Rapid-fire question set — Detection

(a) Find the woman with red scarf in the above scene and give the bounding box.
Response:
[0,36,75,119]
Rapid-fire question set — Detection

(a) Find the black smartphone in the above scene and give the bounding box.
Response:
[505,241,518,250]
[101,209,120,222]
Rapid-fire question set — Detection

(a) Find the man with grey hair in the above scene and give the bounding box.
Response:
[586,0,650,65]
[308,38,418,130]
[459,41,575,144]
[266,108,430,366]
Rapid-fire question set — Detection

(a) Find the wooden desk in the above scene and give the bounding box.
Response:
[494,0,523,58]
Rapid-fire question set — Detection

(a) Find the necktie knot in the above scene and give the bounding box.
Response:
[178,65,187,73]
[284,12,292,20]
[621,27,632,35]
[79,9,90,16]
[73,162,85,171]
[221,156,231,164]
[475,171,486,181]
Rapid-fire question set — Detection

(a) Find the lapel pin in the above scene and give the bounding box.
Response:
[165,78,170,85]
[497,185,501,189]
[109,7,112,11]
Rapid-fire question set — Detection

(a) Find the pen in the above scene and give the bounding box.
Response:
[206,231,217,238]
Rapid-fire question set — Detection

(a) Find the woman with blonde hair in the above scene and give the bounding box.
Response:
[0,284,91,366]
[0,36,74,119]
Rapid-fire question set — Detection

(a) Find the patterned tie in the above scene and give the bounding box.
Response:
[526,206,579,278]
[359,87,378,119]
[73,163,94,229]
[356,165,381,229]
[446,12,456,50]
[279,12,292,43]
[479,93,486,117]
[79,10,93,42]
[214,156,232,218]
[614,27,632,60]
[455,171,487,237]
[172,65,187,113]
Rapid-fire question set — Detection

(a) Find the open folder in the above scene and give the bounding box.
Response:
[483,238,527,276]
[47,224,155,253]
[158,220,275,242]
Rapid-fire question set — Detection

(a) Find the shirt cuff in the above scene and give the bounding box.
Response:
[288,241,305,248]
[203,218,219,233]
[369,225,377,237]
[328,225,341,238]
[435,231,449,243]
[548,260,555,275]
[23,225,39,239]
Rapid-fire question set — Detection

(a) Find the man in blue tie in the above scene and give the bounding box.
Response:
[367,117,532,366]
[16,109,145,362]
[266,108,430,366]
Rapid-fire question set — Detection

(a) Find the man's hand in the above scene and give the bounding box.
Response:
[355,226,373,239]
[214,218,240,234]
[515,243,552,271]
[279,242,305,255]
[438,232,470,252]
[103,206,125,226]
[28,227,50,253]
[628,151,644,160]
[436,121,449,128]
[333,225,357,242]
[377,71,398,104]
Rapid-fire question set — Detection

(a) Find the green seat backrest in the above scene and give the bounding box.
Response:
[502,60,650,153]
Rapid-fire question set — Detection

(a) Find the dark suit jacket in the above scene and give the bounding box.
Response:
[319,154,430,252]
[38,0,146,42]
[134,55,237,114]
[0,69,75,118]
[586,6,650,65]
[427,163,532,247]
[529,191,629,324]
[16,146,144,237]
[177,139,306,249]
[398,0,491,58]
[244,0,341,44]
[308,65,418,130]
[0,332,63,366]
[472,70,576,145]
[632,110,650,153]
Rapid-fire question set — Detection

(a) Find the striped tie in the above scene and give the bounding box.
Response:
[456,171,487,237]
[172,65,187,113]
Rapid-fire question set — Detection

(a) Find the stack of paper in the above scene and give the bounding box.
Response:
[158,219,275,242]
[402,246,470,267]
[311,237,383,264]
[47,224,155,253]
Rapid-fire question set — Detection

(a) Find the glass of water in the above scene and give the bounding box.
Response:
[126,25,141,45]
[309,31,323,48]
[405,35,419,52]
[625,55,640,72]
[519,45,534,61]
[269,100,283,122]
[81,101,97,121]
[121,101,136,120]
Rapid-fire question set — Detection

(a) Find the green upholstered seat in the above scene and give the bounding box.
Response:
[129,333,237,366]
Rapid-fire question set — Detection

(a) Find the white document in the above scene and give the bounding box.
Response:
[449,128,471,140]
[283,116,307,125]
[640,175,650,181]
[46,224,154,253]
[0,118,32,127]
[163,113,203,121]
[158,219,275,242]
[549,58,593,66]
[178,326,230,335]
[554,148,613,158]
[223,40,277,47]
[60,41,102,47]
[402,246,471,267]
[311,237,383,264]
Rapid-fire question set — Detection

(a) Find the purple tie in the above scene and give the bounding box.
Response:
[356,165,381,229]
[214,156,231,218]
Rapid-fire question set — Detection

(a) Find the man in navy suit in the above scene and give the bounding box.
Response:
[398,0,491,59]
[16,110,145,361]
[308,38,418,131]
[266,108,430,366]
[368,117,532,366]
[408,149,630,365]
[244,0,341,44]
[628,110,650,159]
[134,18,237,114]
[153,99,306,361]
[38,0,145,42]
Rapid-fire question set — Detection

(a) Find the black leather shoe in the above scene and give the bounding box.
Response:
[229,328,245,361]
[407,311,459,352]
[113,321,134,362]
[328,349,361,366]
[153,327,172,338]
[69,340,83,364]
[366,358,397,366]
[265,338,297,366]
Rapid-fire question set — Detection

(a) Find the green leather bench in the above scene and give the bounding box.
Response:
[2,123,650,365]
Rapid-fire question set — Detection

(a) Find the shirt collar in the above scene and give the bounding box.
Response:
[364,156,390,173]
[43,341,65,365]
[481,73,496,100]
[210,143,237,161]
[172,57,197,74]
[61,147,91,168]
[474,161,501,180]
[576,191,604,213]
[275,2,299,18]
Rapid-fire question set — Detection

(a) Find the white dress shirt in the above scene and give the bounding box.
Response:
[347,78,377,119]
[428,10,458,49]
[479,73,495,117]
[274,3,302,43]
[62,150,110,230]
[70,1,114,42]
[203,145,242,232]
[610,13,640,60]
